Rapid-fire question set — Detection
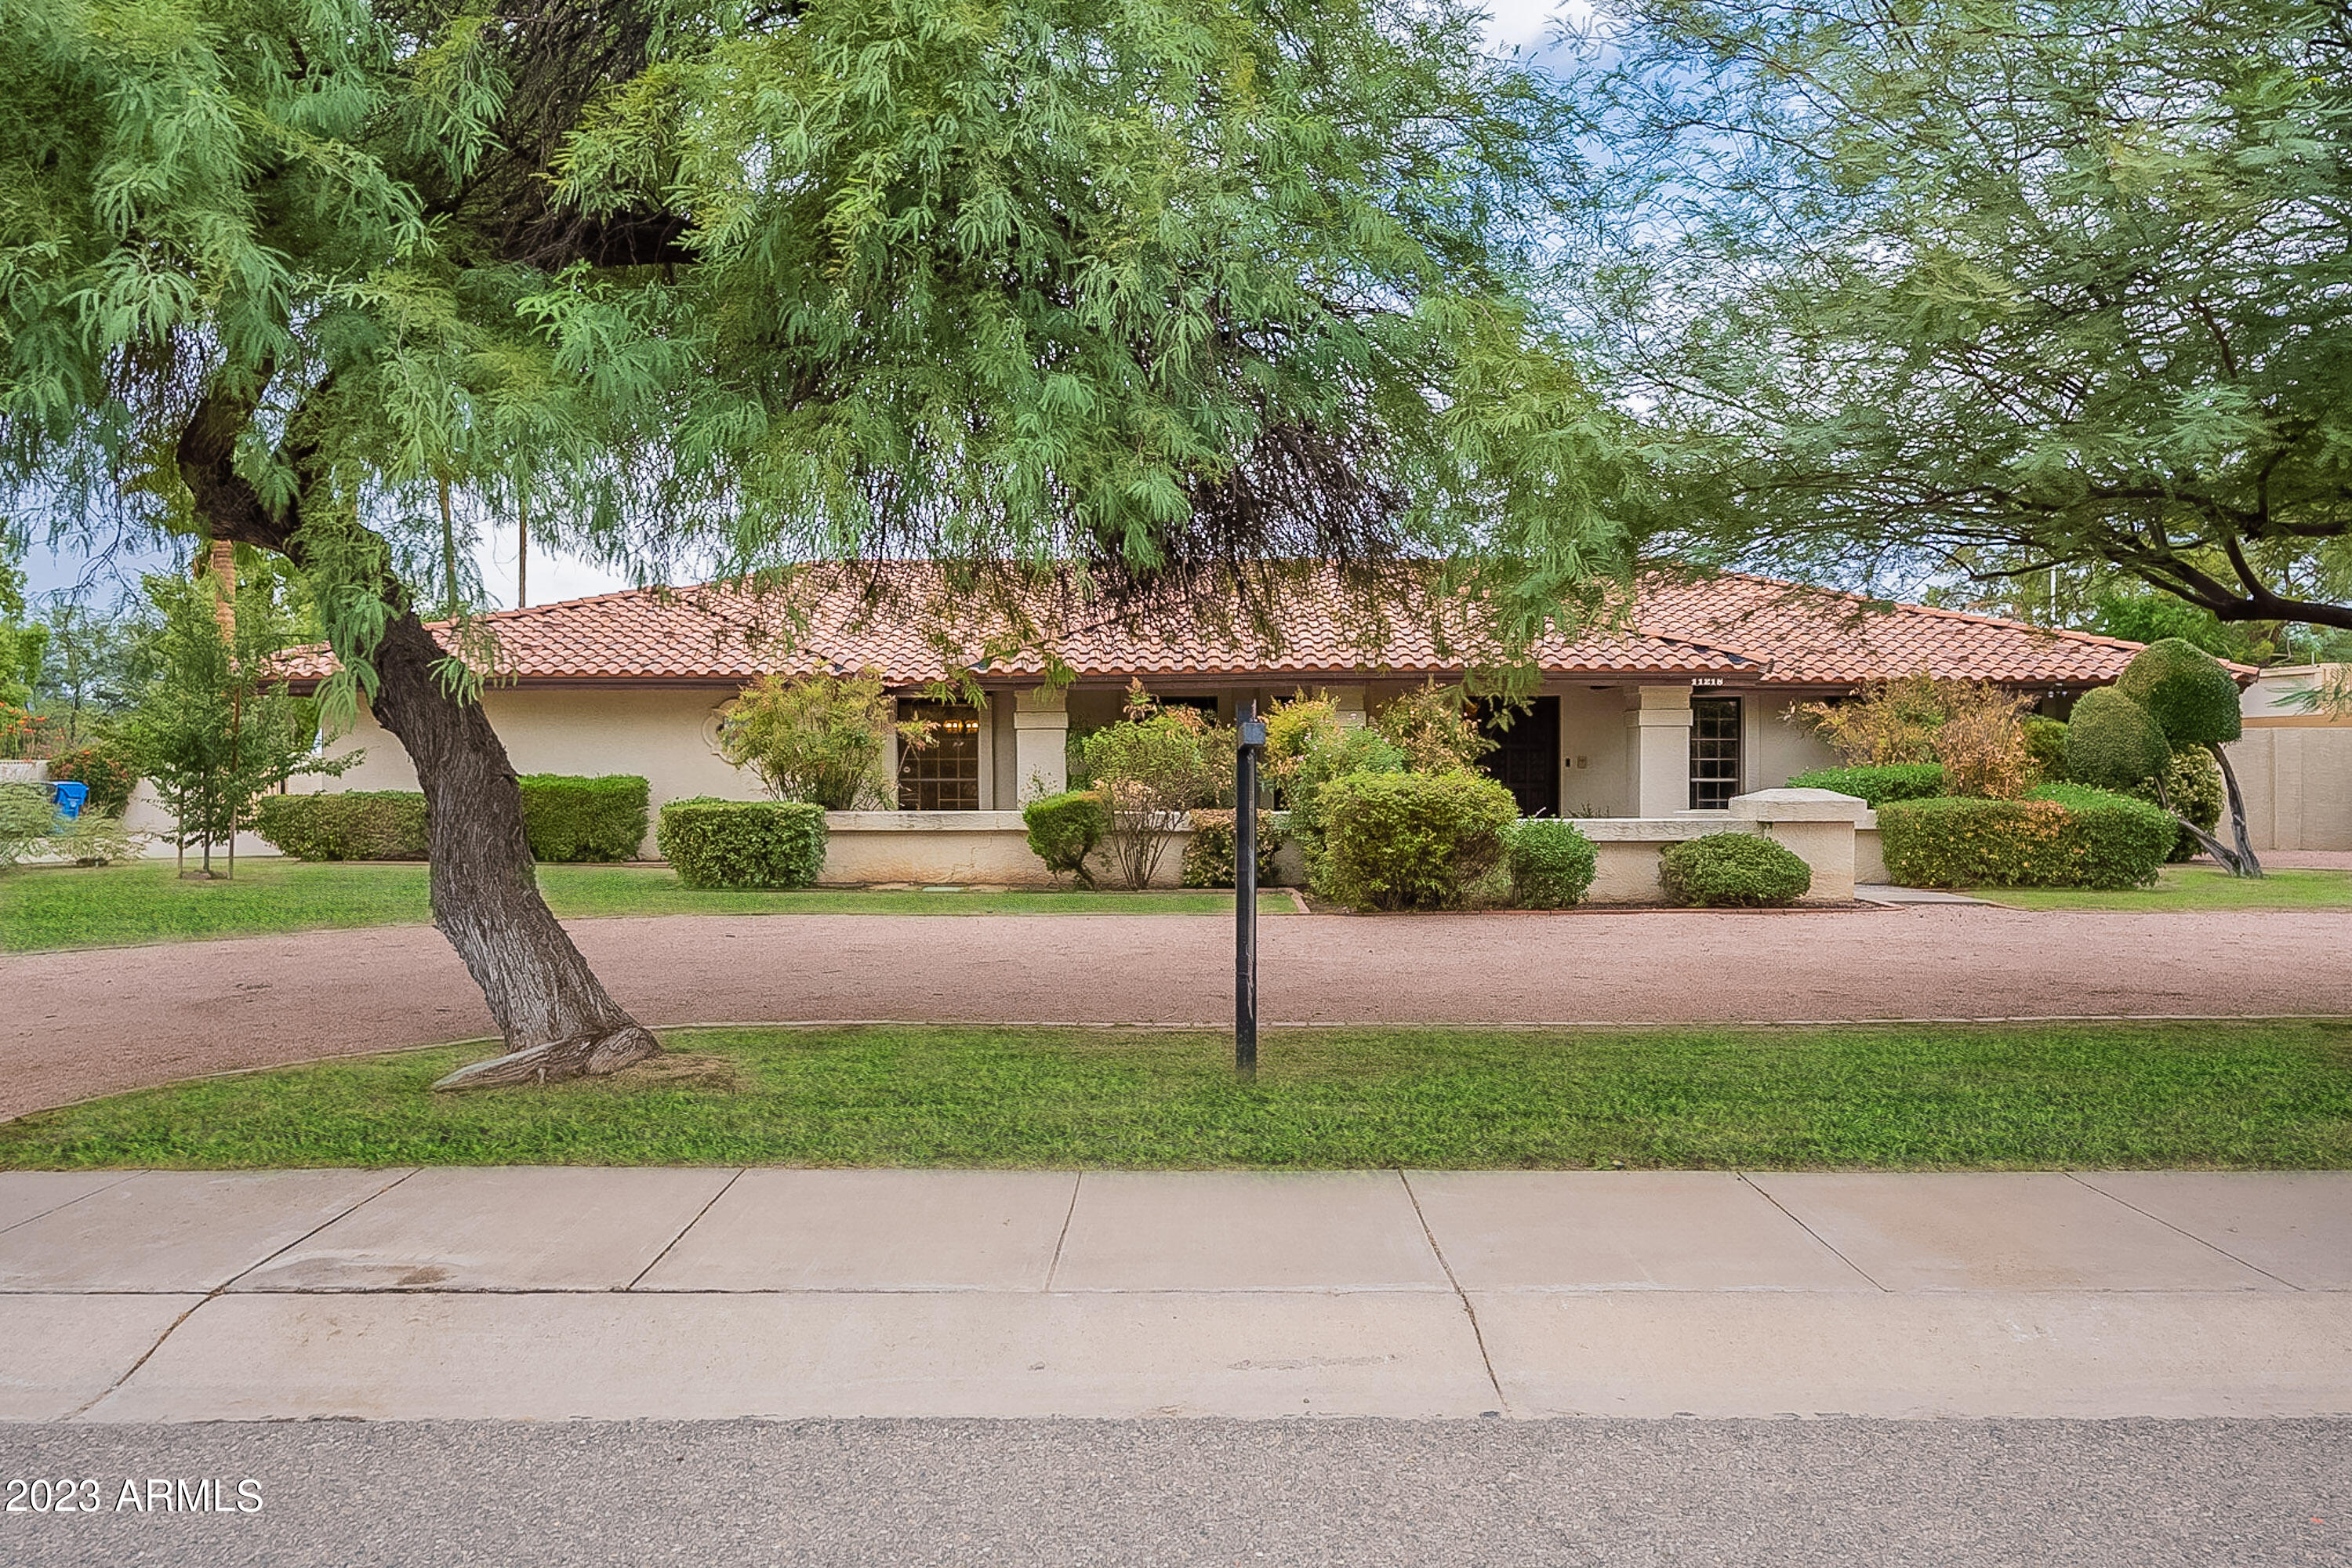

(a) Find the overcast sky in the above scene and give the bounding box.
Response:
[20,2,1588,612]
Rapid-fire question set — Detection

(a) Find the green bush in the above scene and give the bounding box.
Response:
[2131,746,2224,862]
[517,774,649,862]
[2117,637,2243,746]
[42,744,136,815]
[1022,789,1109,887]
[655,797,828,889]
[1180,808,1287,888]
[253,791,430,860]
[1877,785,2173,890]
[1507,819,1598,909]
[2063,687,2171,789]
[2021,716,2071,783]
[1657,831,1812,907]
[1316,770,1516,911]
[0,781,58,867]
[1783,763,1946,808]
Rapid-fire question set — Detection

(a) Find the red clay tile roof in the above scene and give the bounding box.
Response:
[278,567,2162,690]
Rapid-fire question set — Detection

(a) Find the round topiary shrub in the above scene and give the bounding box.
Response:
[1657,831,1812,907]
[1507,818,1599,909]
[2063,687,2172,789]
[2116,637,2242,746]
[1316,770,1517,911]
[1022,788,1109,887]
[2021,715,2071,783]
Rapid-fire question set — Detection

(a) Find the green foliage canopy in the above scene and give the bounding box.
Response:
[1572,1,2352,631]
[1,0,1628,690]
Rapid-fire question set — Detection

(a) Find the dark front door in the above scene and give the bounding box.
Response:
[1479,696,1560,818]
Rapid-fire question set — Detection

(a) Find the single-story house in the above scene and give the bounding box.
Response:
[263,565,2347,891]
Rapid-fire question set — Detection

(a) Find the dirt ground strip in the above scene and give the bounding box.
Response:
[4,905,2347,1121]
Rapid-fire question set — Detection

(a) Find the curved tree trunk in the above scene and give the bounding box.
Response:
[2209,742,2264,880]
[176,381,657,1088]
[363,609,661,1088]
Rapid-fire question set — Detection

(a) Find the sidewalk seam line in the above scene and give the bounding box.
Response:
[626,1168,747,1291]
[1398,1171,1508,1417]
[2060,1171,2304,1291]
[64,1167,423,1421]
[1044,1171,1083,1292]
[1737,1173,1889,1293]
[0,1169,148,1238]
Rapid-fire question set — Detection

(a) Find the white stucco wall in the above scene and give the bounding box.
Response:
[319,685,757,858]
[2226,727,2352,851]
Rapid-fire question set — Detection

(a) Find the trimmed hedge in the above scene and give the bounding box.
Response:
[1657,831,1812,907]
[1181,808,1288,888]
[1877,784,2174,890]
[254,775,649,862]
[517,774,649,862]
[655,797,827,889]
[1022,789,1109,887]
[1507,819,1598,909]
[1782,763,1946,808]
[253,791,430,860]
[1317,770,1517,911]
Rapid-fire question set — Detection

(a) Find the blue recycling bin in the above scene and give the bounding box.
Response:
[49,781,88,820]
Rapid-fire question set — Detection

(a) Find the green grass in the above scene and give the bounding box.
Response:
[0,859,1292,953]
[6,1022,2347,1171]
[1979,866,2352,911]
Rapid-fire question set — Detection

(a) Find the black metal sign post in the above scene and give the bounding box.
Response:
[1235,701,1266,1078]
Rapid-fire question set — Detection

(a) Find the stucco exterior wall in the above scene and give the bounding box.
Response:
[1756,696,1845,789]
[319,685,753,856]
[1552,684,1630,818]
[2226,728,2352,851]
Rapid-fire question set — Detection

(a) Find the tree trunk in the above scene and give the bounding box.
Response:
[2209,742,2264,880]
[174,376,656,1086]
[361,609,660,1089]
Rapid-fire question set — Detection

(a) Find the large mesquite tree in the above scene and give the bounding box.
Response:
[1,0,1624,1083]
[1567,1,2352,628]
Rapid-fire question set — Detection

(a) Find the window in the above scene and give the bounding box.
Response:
[898,702,983,811]
[1689,695,1741,809]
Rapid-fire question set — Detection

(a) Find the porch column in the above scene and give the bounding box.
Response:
[1013,687,1070,803]
[1327,687,1368,728]
[1625,684,1693,817]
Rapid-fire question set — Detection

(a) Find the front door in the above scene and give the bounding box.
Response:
[1479,696,1560,818]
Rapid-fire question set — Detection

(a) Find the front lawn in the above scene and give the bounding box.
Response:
[0,859,1293,953]
[5,1021,2346,1171]
[1979,866,2352,912]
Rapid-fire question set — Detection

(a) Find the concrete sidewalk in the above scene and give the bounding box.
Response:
[1,1168,2345,1423]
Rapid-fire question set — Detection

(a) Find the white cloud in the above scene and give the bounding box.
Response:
[1479,0,1588,52]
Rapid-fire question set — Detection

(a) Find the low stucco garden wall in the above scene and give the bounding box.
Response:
[818,789,1870,902]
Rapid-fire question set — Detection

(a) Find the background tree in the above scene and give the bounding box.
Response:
[2,0,1624,1083]
[0,539,46,711]
[1570,1,2352,629]
[120,568,354,877]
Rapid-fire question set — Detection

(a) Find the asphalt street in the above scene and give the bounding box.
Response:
[0,1417,2343,1567]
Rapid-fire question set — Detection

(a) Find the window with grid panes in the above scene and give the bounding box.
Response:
[897,703,983,810]
[1689,695,1742,808]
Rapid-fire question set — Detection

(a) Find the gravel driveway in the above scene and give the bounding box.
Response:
[4,906,2346,1120]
